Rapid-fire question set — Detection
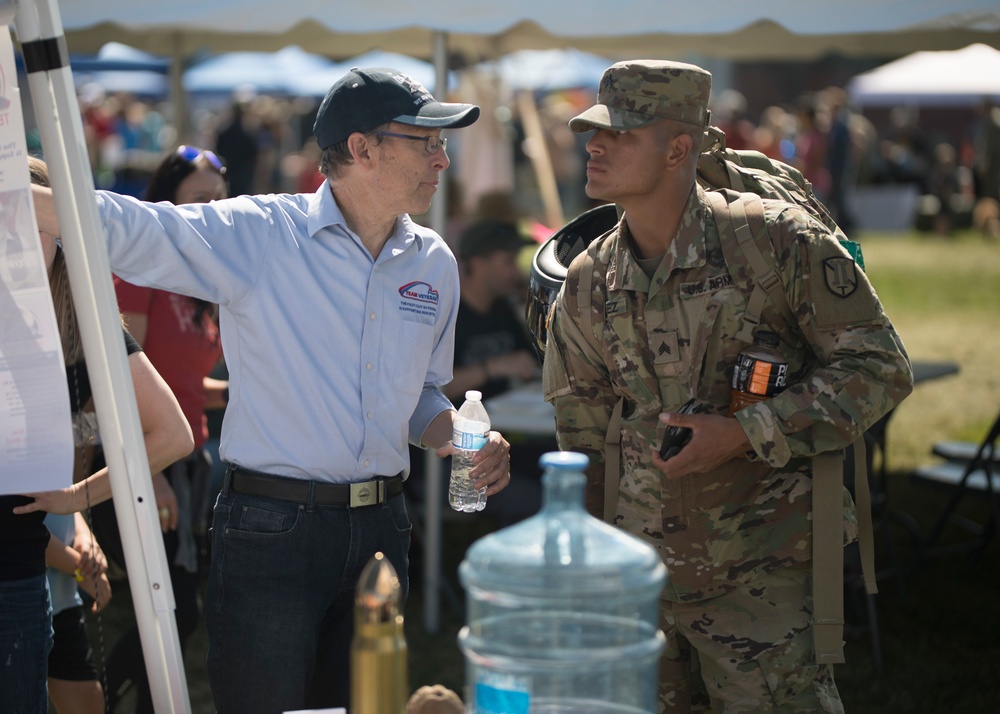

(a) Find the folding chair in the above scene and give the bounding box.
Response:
[912,408,1000,561]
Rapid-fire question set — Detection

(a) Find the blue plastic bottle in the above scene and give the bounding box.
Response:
[458,451,667,714]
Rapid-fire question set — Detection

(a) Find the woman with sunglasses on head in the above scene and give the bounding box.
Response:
[87,145,229,714]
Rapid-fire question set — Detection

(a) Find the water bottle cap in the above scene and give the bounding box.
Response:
[464,390,482,401]
[754,330,780,348]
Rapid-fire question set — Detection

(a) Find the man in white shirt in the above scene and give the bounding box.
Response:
[32,67,513,713]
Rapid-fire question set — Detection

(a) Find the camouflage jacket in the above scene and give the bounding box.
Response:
[542,184,913,602]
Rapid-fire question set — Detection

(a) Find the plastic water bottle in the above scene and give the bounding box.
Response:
[449,390,490,512]
[458,451,667,714]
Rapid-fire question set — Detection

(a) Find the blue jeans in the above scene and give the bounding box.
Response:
[206,473,412,714]
[0,575,52,714]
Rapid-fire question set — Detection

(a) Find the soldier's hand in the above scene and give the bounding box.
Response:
[651,412,752,479]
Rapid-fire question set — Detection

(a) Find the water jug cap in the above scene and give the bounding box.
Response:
[539,451,589,471]
[465,390,482,401]
[459,452,666,600]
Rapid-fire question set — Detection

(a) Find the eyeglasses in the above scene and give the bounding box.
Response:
[374,132,447,155]
[176,145,226,174]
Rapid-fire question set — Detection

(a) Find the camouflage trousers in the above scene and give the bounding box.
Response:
[657,562,844,713]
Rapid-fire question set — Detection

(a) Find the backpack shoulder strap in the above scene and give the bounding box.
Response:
[813,439,877,665]
[812,451,847,664]
[705,188,877,664]
[568,241,599,353]
[704,189,798,343]
[567,241,624,525]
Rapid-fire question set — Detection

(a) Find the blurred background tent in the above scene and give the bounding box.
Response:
[183,45,340,98]
[327,50,447,94]
[70,42,169,98]
[56,0,1000,60]
[847,43,1000,107]
[482,48,610,92]
[182,47,449,99]
[50,0,1000,227]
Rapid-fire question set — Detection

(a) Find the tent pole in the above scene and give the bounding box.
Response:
[169,30,188,143]
[516,89,564,229]
[12,1,191,711]
[422,28,449,635]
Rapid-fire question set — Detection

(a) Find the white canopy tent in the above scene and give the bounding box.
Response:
[71,42,169,97]
[847,43,1000,107]
[183,45,340,97]
[182,47,447,98]
[53,1,1000,60]
[483,48,611,91]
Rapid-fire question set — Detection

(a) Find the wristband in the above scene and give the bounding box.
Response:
[73,567,85,583]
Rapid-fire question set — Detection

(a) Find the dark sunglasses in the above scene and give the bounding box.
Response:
[176,145,226,174]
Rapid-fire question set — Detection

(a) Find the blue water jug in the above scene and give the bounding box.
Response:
[458,451,667,714]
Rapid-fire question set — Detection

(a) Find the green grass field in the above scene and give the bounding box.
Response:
[860,231,1000,464]
[87,229,1000,713]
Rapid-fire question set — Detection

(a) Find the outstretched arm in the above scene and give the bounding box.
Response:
[15,351,193,515]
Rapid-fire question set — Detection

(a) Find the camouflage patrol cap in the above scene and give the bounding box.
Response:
[569,60,712,133]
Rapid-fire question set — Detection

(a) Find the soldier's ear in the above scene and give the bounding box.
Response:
[664,131,693,169]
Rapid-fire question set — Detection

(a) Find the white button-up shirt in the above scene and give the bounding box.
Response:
[96,182,458,483]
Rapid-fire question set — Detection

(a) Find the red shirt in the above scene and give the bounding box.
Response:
[114,278,222,448]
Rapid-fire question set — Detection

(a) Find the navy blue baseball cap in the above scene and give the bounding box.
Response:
[313,67,480,149]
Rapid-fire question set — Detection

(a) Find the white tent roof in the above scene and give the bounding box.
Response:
[847,43,1000,106]
[183,45,338,96]
[57,0,1000,60]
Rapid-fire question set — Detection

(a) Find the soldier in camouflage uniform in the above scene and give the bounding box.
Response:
[542,60,913,712]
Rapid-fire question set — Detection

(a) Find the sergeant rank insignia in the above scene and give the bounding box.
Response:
[823,257,857,298]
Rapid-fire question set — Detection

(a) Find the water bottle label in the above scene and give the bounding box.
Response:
[453,429,488,451]
[732,353,787,396]
[476,682,530,714]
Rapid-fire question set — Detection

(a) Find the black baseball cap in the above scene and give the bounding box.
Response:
[458,220,534,259]
[313,67,480,149]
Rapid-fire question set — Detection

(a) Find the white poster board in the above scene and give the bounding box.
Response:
[0,30,73,494]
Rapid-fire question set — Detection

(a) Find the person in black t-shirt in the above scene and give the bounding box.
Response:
[448,220,549,525]
[445,220,540,404]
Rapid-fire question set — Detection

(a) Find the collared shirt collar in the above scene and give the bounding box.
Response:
[307,180,423,255]
[607,184,708,293]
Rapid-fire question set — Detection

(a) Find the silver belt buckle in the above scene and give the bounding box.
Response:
[349,480,383,507]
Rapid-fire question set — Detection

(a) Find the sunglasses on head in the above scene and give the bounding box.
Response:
[176,145,226,174]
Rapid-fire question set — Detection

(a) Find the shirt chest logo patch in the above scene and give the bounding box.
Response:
[679,273,734,298]
[823,257,858,298]
[399,281,439,304]
[398,280,439,320]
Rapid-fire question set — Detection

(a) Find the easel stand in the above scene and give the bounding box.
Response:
[6,0,191,710]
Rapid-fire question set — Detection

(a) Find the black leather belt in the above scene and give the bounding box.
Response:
[227,465,403,507]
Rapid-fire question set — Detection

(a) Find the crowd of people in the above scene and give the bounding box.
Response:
[3,51,994,714]
[68,77,1000,246]
[713,87,1000,237]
